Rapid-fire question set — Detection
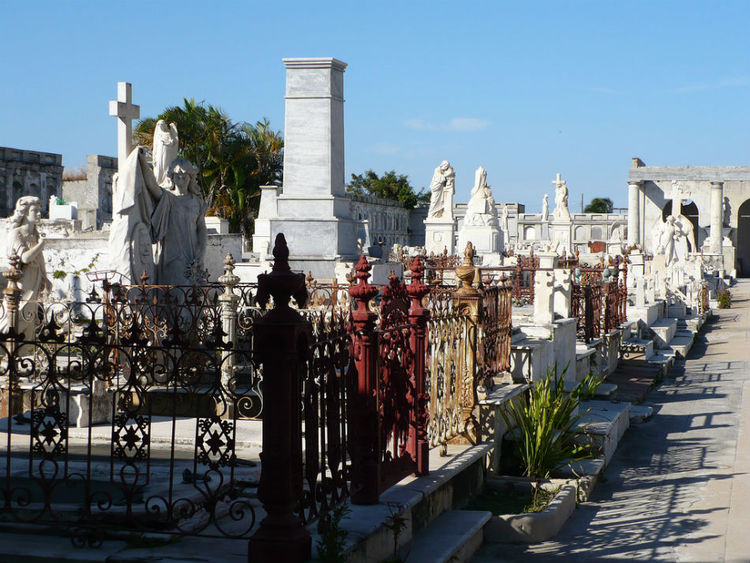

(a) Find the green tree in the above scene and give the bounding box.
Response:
[346,170,429,209]
[584,197,614,213]
[134,99,283,237]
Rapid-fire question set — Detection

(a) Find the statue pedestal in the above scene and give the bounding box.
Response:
[550,221,572,252]
[458,224,502,255]
[424,217,455,255]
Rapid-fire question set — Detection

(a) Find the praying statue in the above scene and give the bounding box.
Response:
[0,196,51,339]
[109,122,207,285]
[427,160,455,219]
[464,166,498,227]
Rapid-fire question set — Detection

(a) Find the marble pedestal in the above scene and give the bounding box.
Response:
[550,221,572,252]
[424,218,455,255]
[458,225,502,255]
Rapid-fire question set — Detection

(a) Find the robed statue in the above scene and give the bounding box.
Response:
[109,123,207,286]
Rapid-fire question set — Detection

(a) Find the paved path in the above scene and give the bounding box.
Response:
[473,279,750,563]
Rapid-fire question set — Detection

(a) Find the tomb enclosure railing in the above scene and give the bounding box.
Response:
[570,255,628,343]
[0,254,262,550]
[0,237,516,561]
[474,251,538,306]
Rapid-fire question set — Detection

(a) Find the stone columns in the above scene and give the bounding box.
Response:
[710,181,724,253]
[218,254,240,420]
[269,58,359,273]
[627,180,643,246]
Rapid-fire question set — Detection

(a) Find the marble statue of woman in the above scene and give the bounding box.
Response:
[501,205,509,233]
[465,166,498,226]
[0,196,51,339]
[541,194,549,222]
[152,120,179,187]
[109,120,207,286]
[147,158,208,285]
[427,160,455,219]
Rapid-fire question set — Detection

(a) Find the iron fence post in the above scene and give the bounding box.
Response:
[453,244,482,445]
[348,255,381,504]
[407,256,430,473]
[249,235,311,563]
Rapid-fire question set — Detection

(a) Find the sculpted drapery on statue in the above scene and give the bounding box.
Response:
[109,122,207,285]
[427,160,455,219]
[464,166,498,227]
[653,214,689,267]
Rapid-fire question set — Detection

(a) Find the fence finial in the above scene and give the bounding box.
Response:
[256,233,307,310]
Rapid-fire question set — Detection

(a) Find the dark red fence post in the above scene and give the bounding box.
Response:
[348,256,381,505]
[249,234,311,563]
[407,256,430,475]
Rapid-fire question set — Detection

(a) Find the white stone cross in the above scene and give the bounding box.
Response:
[552,172,564,190]
[109,82,140,173]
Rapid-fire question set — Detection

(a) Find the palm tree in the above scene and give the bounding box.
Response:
[134,101,283,236]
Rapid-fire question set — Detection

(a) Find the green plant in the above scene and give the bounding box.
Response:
[53,270,67,280]
[381,502,408,563]
[717,289,731,309]
[570,370,604,402]
[501,364,592,484]
[316,504,351,563]
[524,484,560,513]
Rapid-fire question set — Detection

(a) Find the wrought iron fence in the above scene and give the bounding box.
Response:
[0,297,259,545]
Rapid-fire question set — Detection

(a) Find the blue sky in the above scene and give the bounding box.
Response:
[1,1,749,211]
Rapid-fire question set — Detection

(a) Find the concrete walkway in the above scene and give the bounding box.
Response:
[473,279,750,563]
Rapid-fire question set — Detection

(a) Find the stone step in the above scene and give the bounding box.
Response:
[629,404,654,423]
[667,302,687,318]
[405,510,491,563]
[647,349,676,372]
[649,318,677,349]
[339,443,494,563]
[669,334,695,358]
[574,400,631,465]
[557,457,606,501]
[620,337,654,360]
[593,382,617,399]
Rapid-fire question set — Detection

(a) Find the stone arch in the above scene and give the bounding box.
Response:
[736,199,750,276]
[524,226,536,240]
[574,225,586,240]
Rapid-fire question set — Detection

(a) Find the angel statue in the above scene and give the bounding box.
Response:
[152,120,179,186]
[109,122,207,286]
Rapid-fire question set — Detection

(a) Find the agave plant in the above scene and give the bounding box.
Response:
[501,364,596,482]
